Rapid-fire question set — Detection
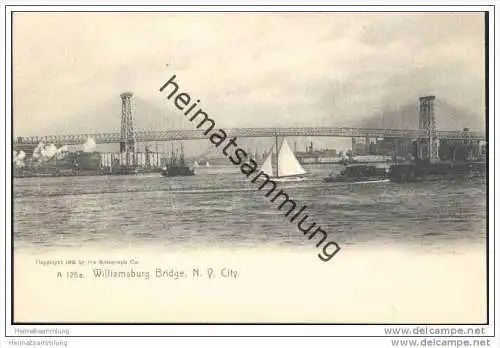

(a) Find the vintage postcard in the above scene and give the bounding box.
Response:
[9,10,490,328]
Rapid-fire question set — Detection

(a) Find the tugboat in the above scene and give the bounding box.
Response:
[161,143,195,177]
[323,163,389,183]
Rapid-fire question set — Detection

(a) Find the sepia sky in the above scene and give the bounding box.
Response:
[13,12,485,141]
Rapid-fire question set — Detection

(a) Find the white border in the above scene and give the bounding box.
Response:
[2,2,498,343]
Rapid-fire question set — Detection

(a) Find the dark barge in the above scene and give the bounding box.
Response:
[323,163,388,183]
[388,160,486,183]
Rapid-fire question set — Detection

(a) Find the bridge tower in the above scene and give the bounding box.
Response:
[120,92,135,168]
[145,144,151,168]
[418,95,438,162]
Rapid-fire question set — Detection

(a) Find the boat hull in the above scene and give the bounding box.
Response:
[323,163,388,183]
[269,174,308,182]
[388,161,486,183]
[323,175,387,183]
[161,167,195,177]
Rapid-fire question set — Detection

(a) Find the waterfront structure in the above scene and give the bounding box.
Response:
[13,94,486,170]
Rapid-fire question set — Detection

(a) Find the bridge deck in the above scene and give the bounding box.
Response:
[14,127,485,146]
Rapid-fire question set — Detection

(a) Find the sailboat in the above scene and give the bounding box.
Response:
[260,137,308,181]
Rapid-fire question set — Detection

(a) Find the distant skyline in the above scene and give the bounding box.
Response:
[13,12,486,153]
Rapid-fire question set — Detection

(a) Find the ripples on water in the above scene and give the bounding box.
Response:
[13,164,487,250]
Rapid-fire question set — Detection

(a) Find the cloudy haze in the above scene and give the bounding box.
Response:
[13,12,485,152]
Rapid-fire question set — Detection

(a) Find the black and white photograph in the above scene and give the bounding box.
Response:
[3,5,496,347]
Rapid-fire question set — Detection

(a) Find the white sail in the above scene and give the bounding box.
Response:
[260,151,274,177]
[277,139,306,177]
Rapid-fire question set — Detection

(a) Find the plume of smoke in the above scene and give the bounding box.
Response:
[83,137,96,153]
[58,145,69,152]
[32,142,45,160]
[13,150,26,167]
[41,144,58,160]
[31,142,69,162]
[55,145,69,159]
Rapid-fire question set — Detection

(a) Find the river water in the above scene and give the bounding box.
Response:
[13,164,487,251]
[12,164,489,323]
